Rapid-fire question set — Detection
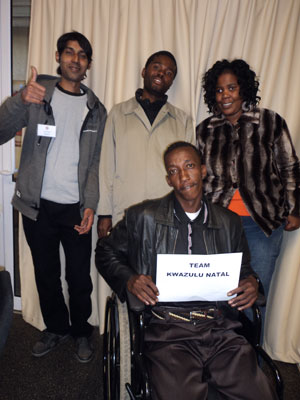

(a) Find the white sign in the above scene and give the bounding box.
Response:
[156,253,242,302]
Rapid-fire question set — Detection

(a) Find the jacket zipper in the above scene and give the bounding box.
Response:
[77,107,93,208]
[34,115,54,218]
[172,229,178,253]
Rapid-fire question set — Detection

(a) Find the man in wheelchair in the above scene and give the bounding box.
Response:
[96,141,278,399]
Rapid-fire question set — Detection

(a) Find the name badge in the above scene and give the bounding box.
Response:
[37,124,56,138]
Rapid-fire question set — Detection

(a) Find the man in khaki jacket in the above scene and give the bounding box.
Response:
[97,51,194,237]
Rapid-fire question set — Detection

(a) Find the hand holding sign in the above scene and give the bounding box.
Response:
[21,66,46,105]
[127,274,159,306]
[227,276,258,310]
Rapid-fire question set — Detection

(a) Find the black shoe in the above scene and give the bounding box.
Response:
[32,331,69,357]
[75,336,94,363]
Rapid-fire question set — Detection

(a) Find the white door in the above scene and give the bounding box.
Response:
[0,0,21,310]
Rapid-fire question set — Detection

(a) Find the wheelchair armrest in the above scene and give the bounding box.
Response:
[238,302,262,347]
[255,280,266,307]
[126,288,145,314]
[255,293,266,307]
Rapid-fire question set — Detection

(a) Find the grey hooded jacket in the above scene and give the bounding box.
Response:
[0,75,107,220]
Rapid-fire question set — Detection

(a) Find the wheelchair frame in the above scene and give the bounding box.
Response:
[102,292,284,400]
[103,293,151,400]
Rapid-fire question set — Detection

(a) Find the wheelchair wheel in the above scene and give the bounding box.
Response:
[103,294,131,400]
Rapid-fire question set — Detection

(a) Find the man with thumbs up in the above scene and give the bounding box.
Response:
[0,31,107,362]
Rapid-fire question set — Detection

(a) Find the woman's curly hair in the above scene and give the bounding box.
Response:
[202,59,260,113]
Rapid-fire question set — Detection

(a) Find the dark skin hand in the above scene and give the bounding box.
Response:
[227,275,259,311]
[284,215,300,231]
[127,274,159,306]
[97,216,112,238]
[127,274,258,310]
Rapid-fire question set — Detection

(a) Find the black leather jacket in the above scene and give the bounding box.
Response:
[95,192,254,305]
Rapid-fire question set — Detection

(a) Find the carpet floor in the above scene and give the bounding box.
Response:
[0,312,299,399]
[0,313,103,400]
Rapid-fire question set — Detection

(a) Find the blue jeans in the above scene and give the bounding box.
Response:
[241,217,284,339]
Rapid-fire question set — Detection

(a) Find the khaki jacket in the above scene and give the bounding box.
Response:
[97,96,195,223]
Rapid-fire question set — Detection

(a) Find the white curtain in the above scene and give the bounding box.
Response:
[20,0,300,362]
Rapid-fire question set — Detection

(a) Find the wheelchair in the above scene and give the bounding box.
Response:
[103,290,284,400]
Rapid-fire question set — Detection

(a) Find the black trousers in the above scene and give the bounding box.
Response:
[22,199,93,337]
[144,315,278,400]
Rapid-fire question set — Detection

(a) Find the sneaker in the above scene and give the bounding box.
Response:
[75,336,93,363]
[32,331,69,357]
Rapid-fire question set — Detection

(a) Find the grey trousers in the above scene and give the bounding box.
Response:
[144,315,278,400]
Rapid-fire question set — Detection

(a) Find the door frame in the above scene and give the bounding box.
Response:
[0,0,21,310]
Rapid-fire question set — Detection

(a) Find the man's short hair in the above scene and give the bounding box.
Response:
[145,51,177,77]
[56,31,93,75]
[163,141,203,168]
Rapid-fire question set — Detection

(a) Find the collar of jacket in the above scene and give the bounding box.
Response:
[153,192,222,230]
[207,107,260,129]
[135,88,168,107]
[37,74,98,111]
[123,96,177,120]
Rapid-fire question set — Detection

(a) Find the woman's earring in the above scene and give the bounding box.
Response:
[212,104,221,116]
[242,101,250,112]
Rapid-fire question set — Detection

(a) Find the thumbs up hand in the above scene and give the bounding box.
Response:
[21,66,46,105]
[30,65,38,82]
